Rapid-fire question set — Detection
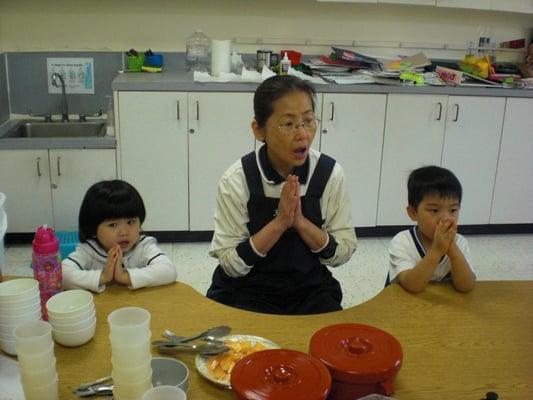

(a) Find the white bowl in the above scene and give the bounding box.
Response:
[0,307,42,326]
[46,290,93,317]
[0,298,41,316]
[0,279,39,302]
[47,304,94,324]
[49,313,96,333]
[0,291,40,309]
[0,335,17,355]
[52,320,96,347]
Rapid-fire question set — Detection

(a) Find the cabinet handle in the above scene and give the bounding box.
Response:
[436,102,442,121]
[176,100,180,120]
[329,102,335,121]
[36,157,42,177]
[196,101,200,121]
[56,156,62,176]
[322,129,328,134]
[453,104,459,122]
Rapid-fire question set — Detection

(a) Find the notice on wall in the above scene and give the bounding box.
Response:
[47,58,94,94]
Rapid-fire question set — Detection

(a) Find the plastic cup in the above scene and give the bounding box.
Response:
[143,385,187,400]
[151,357,189,393]
[21,375,58,400]
[17,343,55,370]
[20,359,57,385]
[111,341,152,367]
[108,307,150,342]
[14,320,53,354]
[113,372,152,399]
[107,307,150,339]
[112,359,152,382]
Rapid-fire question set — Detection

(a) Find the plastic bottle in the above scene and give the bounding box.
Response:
[280,52,291,75]
[32,225,62,320]
[186,29,211,72]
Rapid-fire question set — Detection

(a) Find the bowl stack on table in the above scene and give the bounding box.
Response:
[45,289,96,347]
[0,278,42,355]
[108,307,153,400]
[14,320,58,400]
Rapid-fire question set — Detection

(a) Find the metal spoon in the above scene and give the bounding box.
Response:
[162,325,231,344]
[156,342,229,356]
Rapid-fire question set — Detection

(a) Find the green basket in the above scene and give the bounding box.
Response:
[127,54,145,71]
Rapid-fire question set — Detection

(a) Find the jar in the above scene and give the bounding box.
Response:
[309,323,403,400]
[231,349,331,400]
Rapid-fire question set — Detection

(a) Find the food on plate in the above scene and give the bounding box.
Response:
[206,339,268,381]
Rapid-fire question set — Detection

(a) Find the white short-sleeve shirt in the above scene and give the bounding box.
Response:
[388,226,475,282]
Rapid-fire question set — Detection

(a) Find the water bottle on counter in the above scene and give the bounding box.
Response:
[32,225,63,320]
[186,29,210,72]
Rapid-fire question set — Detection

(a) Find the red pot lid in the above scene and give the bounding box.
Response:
[309,323,403,384]
[230,349,331,400]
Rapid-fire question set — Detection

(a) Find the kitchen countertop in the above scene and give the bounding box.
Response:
[112,71,533,98]
[0,119,116,150]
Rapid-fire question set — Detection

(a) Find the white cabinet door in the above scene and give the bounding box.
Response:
[118,91,189,231]
[377,94,447,225]
[50,149,117,231]
[441,96,504,224]
[320,93,386,227]
[491,98,533,223]
[436,0,491,9]
[0,150,53,232]
[379,0,435,5]
[188,92,255,231]
[491,0,533,13]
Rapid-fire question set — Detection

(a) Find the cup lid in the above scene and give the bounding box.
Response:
[309,323,403,384]
[230,349,331,400]
[32,225,59,253]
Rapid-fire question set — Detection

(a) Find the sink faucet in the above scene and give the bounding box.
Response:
[51,73,69,122]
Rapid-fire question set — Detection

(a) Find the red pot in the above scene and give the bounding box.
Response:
[231,349,331,400]
[309,323,403,400]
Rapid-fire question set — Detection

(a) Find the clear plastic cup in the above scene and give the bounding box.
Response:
[112,359,152,382]
[142,385,187,400]
[20,359,57,385]
[113,373,152,399]
[17,343,55,370]
[109,329,152,349]
[111,341,152,367]
[151,357,189,393]
[14,320,53,354]
[108,307,150,340]
[21,375,58,400]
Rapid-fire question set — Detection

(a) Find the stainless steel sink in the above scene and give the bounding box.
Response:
[2,120,106,139]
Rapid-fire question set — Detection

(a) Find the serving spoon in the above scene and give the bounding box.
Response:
[162,325,231,344]
[156,341,229,356]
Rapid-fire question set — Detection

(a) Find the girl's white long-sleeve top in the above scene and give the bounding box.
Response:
[62,236,176,293]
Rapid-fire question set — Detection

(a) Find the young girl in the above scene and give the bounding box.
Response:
[62,180,177,293]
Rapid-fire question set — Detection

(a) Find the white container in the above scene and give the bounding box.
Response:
[142,385,187,400]
[49,312,96,332]
[14,320,53,354]
[45,289,94,317]
[21,375,58,400]
[0,278,39,302]
[113,373,152,400]
[112,359,152,382]
[17,343,55,370]
[20,358,57,384]
[0,192,6,274]
[52,319,96,347]
[48,305,94,324]
[186,29,210,72]
[211,39,232,76]
[108,307,150,339]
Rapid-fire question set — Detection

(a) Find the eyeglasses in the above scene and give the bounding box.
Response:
[277,117,319,135]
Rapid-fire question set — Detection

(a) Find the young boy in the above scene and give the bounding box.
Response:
[388,166,476,293]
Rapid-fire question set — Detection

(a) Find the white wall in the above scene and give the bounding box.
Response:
[0,0,530,61]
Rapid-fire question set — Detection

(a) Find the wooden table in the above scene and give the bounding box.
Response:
[5,280,533,399]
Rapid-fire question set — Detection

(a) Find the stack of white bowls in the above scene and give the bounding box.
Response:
[14,320,58,400]
[108,307,153,400]
[45,289,96,347]
[0,278,42,355]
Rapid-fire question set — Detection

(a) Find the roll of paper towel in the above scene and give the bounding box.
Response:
[211,40,232,76]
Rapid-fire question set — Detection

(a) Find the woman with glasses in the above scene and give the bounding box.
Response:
[206,75,357,315]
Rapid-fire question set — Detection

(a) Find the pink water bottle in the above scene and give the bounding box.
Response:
[32,225,63,320]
